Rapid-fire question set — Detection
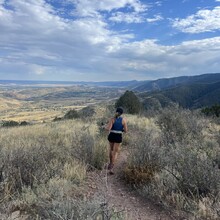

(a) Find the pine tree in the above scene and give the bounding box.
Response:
[115,90,141,114]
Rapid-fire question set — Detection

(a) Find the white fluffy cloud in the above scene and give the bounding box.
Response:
[172,6,220,33]
[106,37,220,79]
[0,0,220,81]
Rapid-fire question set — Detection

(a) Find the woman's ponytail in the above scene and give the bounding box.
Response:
[114,112,120,118]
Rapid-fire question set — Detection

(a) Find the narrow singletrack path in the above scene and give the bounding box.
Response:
[86,150,187,220]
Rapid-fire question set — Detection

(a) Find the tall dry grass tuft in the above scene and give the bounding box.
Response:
[123,115,161,185]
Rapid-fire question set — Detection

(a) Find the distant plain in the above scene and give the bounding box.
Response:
[0,82,124,123]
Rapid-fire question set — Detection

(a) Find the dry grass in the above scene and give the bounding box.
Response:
[0,110,63,122]
[0,119,111,219]
[0,97,23,111]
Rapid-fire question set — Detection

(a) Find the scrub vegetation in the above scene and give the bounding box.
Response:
[124,107,220,220]
[0,86,220,219]
[0,106,219,219]
[0,119,112,219]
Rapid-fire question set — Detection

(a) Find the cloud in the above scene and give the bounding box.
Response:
[0,0,220,81]
[109,12,163,24]
[109,12,144,23]
[155,1,162,7]
[106,37,220,79]
[172,6,220,33]
[69,0,147,17]
[0,0,136,80]
[146,14,163,23]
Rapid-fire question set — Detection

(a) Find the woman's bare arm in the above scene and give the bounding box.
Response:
[105,118,114,131]
[122,118,128,133]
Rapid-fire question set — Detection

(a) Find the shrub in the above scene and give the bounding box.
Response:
[71,129,108,170]
[8,178,125,220]
[19,121,29,126]
[53,116,63,122]
[124,109,220,219]
[124,126,161,185]
[0,120,106,199]
[202,104,220,117]
[79,106,96,118]
[64,109,79,119]
[2,120,19,127]
[115,90,141,114]
[156,107,205,144]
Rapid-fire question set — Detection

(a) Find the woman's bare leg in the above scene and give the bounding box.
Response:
[108,142,121,174]
[109,142,114,166]
[111,143,120,165]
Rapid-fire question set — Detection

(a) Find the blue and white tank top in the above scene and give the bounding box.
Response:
[111,117,123,134]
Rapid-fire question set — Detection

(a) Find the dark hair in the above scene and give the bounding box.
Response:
[116,107,123,115]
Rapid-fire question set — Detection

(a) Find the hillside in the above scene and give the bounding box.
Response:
[133,73,220,92]
[140,81,220,109]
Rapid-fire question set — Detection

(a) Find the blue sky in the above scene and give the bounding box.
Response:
[0,0,220,81]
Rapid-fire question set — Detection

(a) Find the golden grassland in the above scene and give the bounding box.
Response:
[0,85,122,123]
[0,97,24,111]
[0,107,86,122]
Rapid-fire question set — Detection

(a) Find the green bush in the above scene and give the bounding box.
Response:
[64,109,79,119]
[79,106,96,118]
[2,120,19,127]
[20,121,29,126]
[53,116,63,122]
[115,90,141,114]
[202,104,220,117]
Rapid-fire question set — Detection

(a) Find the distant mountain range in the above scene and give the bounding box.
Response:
[136,73,220,109]
[132,73,220,92]
[0,79,141,88]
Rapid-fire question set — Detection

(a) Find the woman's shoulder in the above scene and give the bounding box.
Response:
[122,117,127,122]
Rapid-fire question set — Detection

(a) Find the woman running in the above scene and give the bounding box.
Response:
[105,107,128,174]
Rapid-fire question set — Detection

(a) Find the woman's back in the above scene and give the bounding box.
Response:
[111,117,123,132]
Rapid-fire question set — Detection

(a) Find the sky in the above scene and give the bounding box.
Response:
[0,0,220,82]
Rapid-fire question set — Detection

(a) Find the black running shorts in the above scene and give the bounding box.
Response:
[108,132,122,143]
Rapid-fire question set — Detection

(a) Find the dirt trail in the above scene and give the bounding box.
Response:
[87,150,186,220]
